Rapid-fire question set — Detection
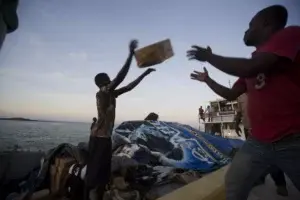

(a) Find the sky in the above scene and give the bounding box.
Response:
[0,0,299,126]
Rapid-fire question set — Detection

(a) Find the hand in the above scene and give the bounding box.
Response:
[129,40,138,53]
[190,67,209,82]
[187,45,212,62]
[145,68,156,75]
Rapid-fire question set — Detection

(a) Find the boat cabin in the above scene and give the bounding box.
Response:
[201,98,246,140]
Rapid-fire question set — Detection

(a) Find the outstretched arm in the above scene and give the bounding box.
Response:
[187,46,278,78]
[190,67,246,101]
[114,68,155,97]
[187,27,300,77]
[107,40,138,91]
[206,53,278,77]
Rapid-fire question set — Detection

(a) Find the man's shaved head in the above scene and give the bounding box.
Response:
[243,5,288,47]
[257,5,288,30]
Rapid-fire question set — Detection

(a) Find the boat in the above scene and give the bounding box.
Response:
[201,98,246,140]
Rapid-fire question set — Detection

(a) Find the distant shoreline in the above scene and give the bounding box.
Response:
[0,117,38,122]
[0,117,87,124]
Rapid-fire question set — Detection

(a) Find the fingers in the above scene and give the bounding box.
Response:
[190,73,199,79]
[188,56,196,60]
[191,45,201,50]
[190,73,197,78]
[187,50,198,60]
[187,50,197,56]
[203,67,208,73]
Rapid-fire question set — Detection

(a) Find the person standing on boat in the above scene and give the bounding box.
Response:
[188,5,300,200]
[86,40,156,200]
[198,106,205,122]
[205,105,213,122]
[235,94,249,138]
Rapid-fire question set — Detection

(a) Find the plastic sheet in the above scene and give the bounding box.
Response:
[114,120,244,172]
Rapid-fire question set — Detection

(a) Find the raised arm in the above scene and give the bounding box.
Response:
[114,68,155,97]
[190,67,246,101]
[106,40,138,91]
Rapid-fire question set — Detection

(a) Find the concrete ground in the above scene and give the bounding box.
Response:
[248,175,300,200]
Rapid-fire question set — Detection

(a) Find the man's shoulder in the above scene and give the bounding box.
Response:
[281,26,300,33]
[266,26,300,46]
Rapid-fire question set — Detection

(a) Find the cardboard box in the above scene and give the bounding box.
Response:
[134,39,174,68]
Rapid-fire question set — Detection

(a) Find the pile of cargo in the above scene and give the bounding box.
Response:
[1,120,243,200]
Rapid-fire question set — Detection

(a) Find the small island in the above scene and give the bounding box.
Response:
[0,117,38,121]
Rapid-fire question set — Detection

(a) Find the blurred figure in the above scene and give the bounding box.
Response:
[198,106,205,122]
[205,105,213,122]
[90,117,97,131]
[144,112,159,121]
[0,0,19,50]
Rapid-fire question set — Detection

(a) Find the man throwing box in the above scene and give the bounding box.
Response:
[86,40,155,200]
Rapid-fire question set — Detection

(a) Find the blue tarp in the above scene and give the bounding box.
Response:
[114,120,244,172]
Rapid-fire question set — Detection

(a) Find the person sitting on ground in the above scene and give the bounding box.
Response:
[85,39,156,200]
[144,112,159,121]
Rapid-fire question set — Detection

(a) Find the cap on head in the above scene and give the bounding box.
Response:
[243,5,288,47]
[93,117,97,122]
[94,73,110,88]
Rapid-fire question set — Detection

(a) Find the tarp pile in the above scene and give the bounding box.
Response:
[2,120,244,200]
[113,120,243,171]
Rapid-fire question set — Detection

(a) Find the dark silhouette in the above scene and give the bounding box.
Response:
[85,40,156,200]
[234,109,242,137]
[144,112,159,121]
[0,0,19,50]
[198,106,205,122]
[90,117,97,130]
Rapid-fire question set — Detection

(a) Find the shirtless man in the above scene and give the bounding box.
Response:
[188,5,300,200]
[85,40,155,200]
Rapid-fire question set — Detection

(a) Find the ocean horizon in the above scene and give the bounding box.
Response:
[0,119,202,152]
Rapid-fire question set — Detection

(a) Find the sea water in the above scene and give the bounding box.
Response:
[0,120,94,151]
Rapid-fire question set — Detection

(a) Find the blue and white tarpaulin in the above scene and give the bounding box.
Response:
[113,121,244,172]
